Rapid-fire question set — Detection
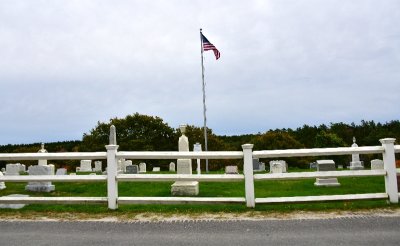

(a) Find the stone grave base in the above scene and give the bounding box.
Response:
[0,194,29,209]
[314,178,340,187]
[348,161,364,170]
[171,181,199,196]
[25,184,55,192]
[76,169,93,173]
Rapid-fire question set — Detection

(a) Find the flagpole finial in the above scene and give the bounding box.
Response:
[200,28,202,32]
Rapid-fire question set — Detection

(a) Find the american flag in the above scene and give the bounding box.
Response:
[201,33,220,60]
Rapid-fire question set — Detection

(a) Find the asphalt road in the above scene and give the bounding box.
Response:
[0,216,399,245]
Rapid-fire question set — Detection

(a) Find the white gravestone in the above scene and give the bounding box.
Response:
[77,160,92,172]
[269,160,288,173]
[193,143,202,174]
[225,166,239,174]
[0,194,29,209]
[25,165,55,192]
[270,162,284,173]
[152,167,160,172]
[314,160,340,187]
[171,124,199,196]
[371,159,384,170]
[279,160,288,172]
[169,162,176,172]
[19,164,26,173]
[56,168,67,175]
[93,161,102,172]
[5,163,21,176]
[139,162,147,173]
[349,137,364,170]
[38,143,48,166]
[259,162,265,172]
[48,164,55,175]
[0,171,6,190]
[117,158,125,173]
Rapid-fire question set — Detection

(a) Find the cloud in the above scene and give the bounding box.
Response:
[0,0,399,144]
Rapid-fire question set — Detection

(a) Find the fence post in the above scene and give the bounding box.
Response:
[380,138,398,203]
[242,144,255,208]
[106,125,119,209]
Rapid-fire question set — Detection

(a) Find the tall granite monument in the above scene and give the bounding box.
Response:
[171,125,199,196]
[349,137,364,170]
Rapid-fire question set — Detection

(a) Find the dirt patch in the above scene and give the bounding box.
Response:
[1,208,400,222]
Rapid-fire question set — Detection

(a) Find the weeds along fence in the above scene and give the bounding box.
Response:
[0,131,399,209]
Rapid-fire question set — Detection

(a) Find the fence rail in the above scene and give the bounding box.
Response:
[117,151,243,159]
[254,170,386,181]
[253,146,384,158]
[117,174,244,182]
[0,152,107,161]
[0,175,107,182]
[0,133,399,209]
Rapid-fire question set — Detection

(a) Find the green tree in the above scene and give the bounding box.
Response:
[253,131,309,168]
[314,131,347,148]
[81,113,177,151]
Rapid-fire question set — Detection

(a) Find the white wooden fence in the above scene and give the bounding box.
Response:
[0,129,398,209]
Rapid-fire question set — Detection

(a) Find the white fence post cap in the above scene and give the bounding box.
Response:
[379,138,396,144]
[242,144,254,149]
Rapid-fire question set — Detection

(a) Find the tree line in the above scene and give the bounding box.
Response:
[1,113,399,170]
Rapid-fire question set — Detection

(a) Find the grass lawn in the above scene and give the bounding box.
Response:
[1,170,398,215]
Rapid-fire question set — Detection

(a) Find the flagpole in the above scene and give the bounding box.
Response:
[200,28,209,173]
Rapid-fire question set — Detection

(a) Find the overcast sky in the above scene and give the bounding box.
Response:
[0,0,399,145]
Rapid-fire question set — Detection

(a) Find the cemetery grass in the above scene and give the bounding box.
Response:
[1,175,399,218]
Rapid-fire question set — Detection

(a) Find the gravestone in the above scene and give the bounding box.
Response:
[193,143,202,174]
[309,162,317,169]
[349,137,364,170]
[169,162,176,172]
[270,162,284,173]
[314,160,340,187]
[117,158,126,173]
[171,124,199,196]
[25,165,55,192]
[124,161,132,173]
[126,165,139,174]
[370,159,384,170]
[0,194,29,209]
[270,160,288,173]
[279,160,288,172]
[152,167,160,172]
[19,164,26,173]
[1,168,5,173]
[259,162,266,172]
[38,143,48,166]
[253,158,261,171]
[48,164,55,175]
[93,161,102,172]
[5,163,21,176]
[0,171,6,190]
[77,160,92,172]
[124,160,133,172]
[225,165,239,174]
[139,162,146,173]
[56,168,67,175]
